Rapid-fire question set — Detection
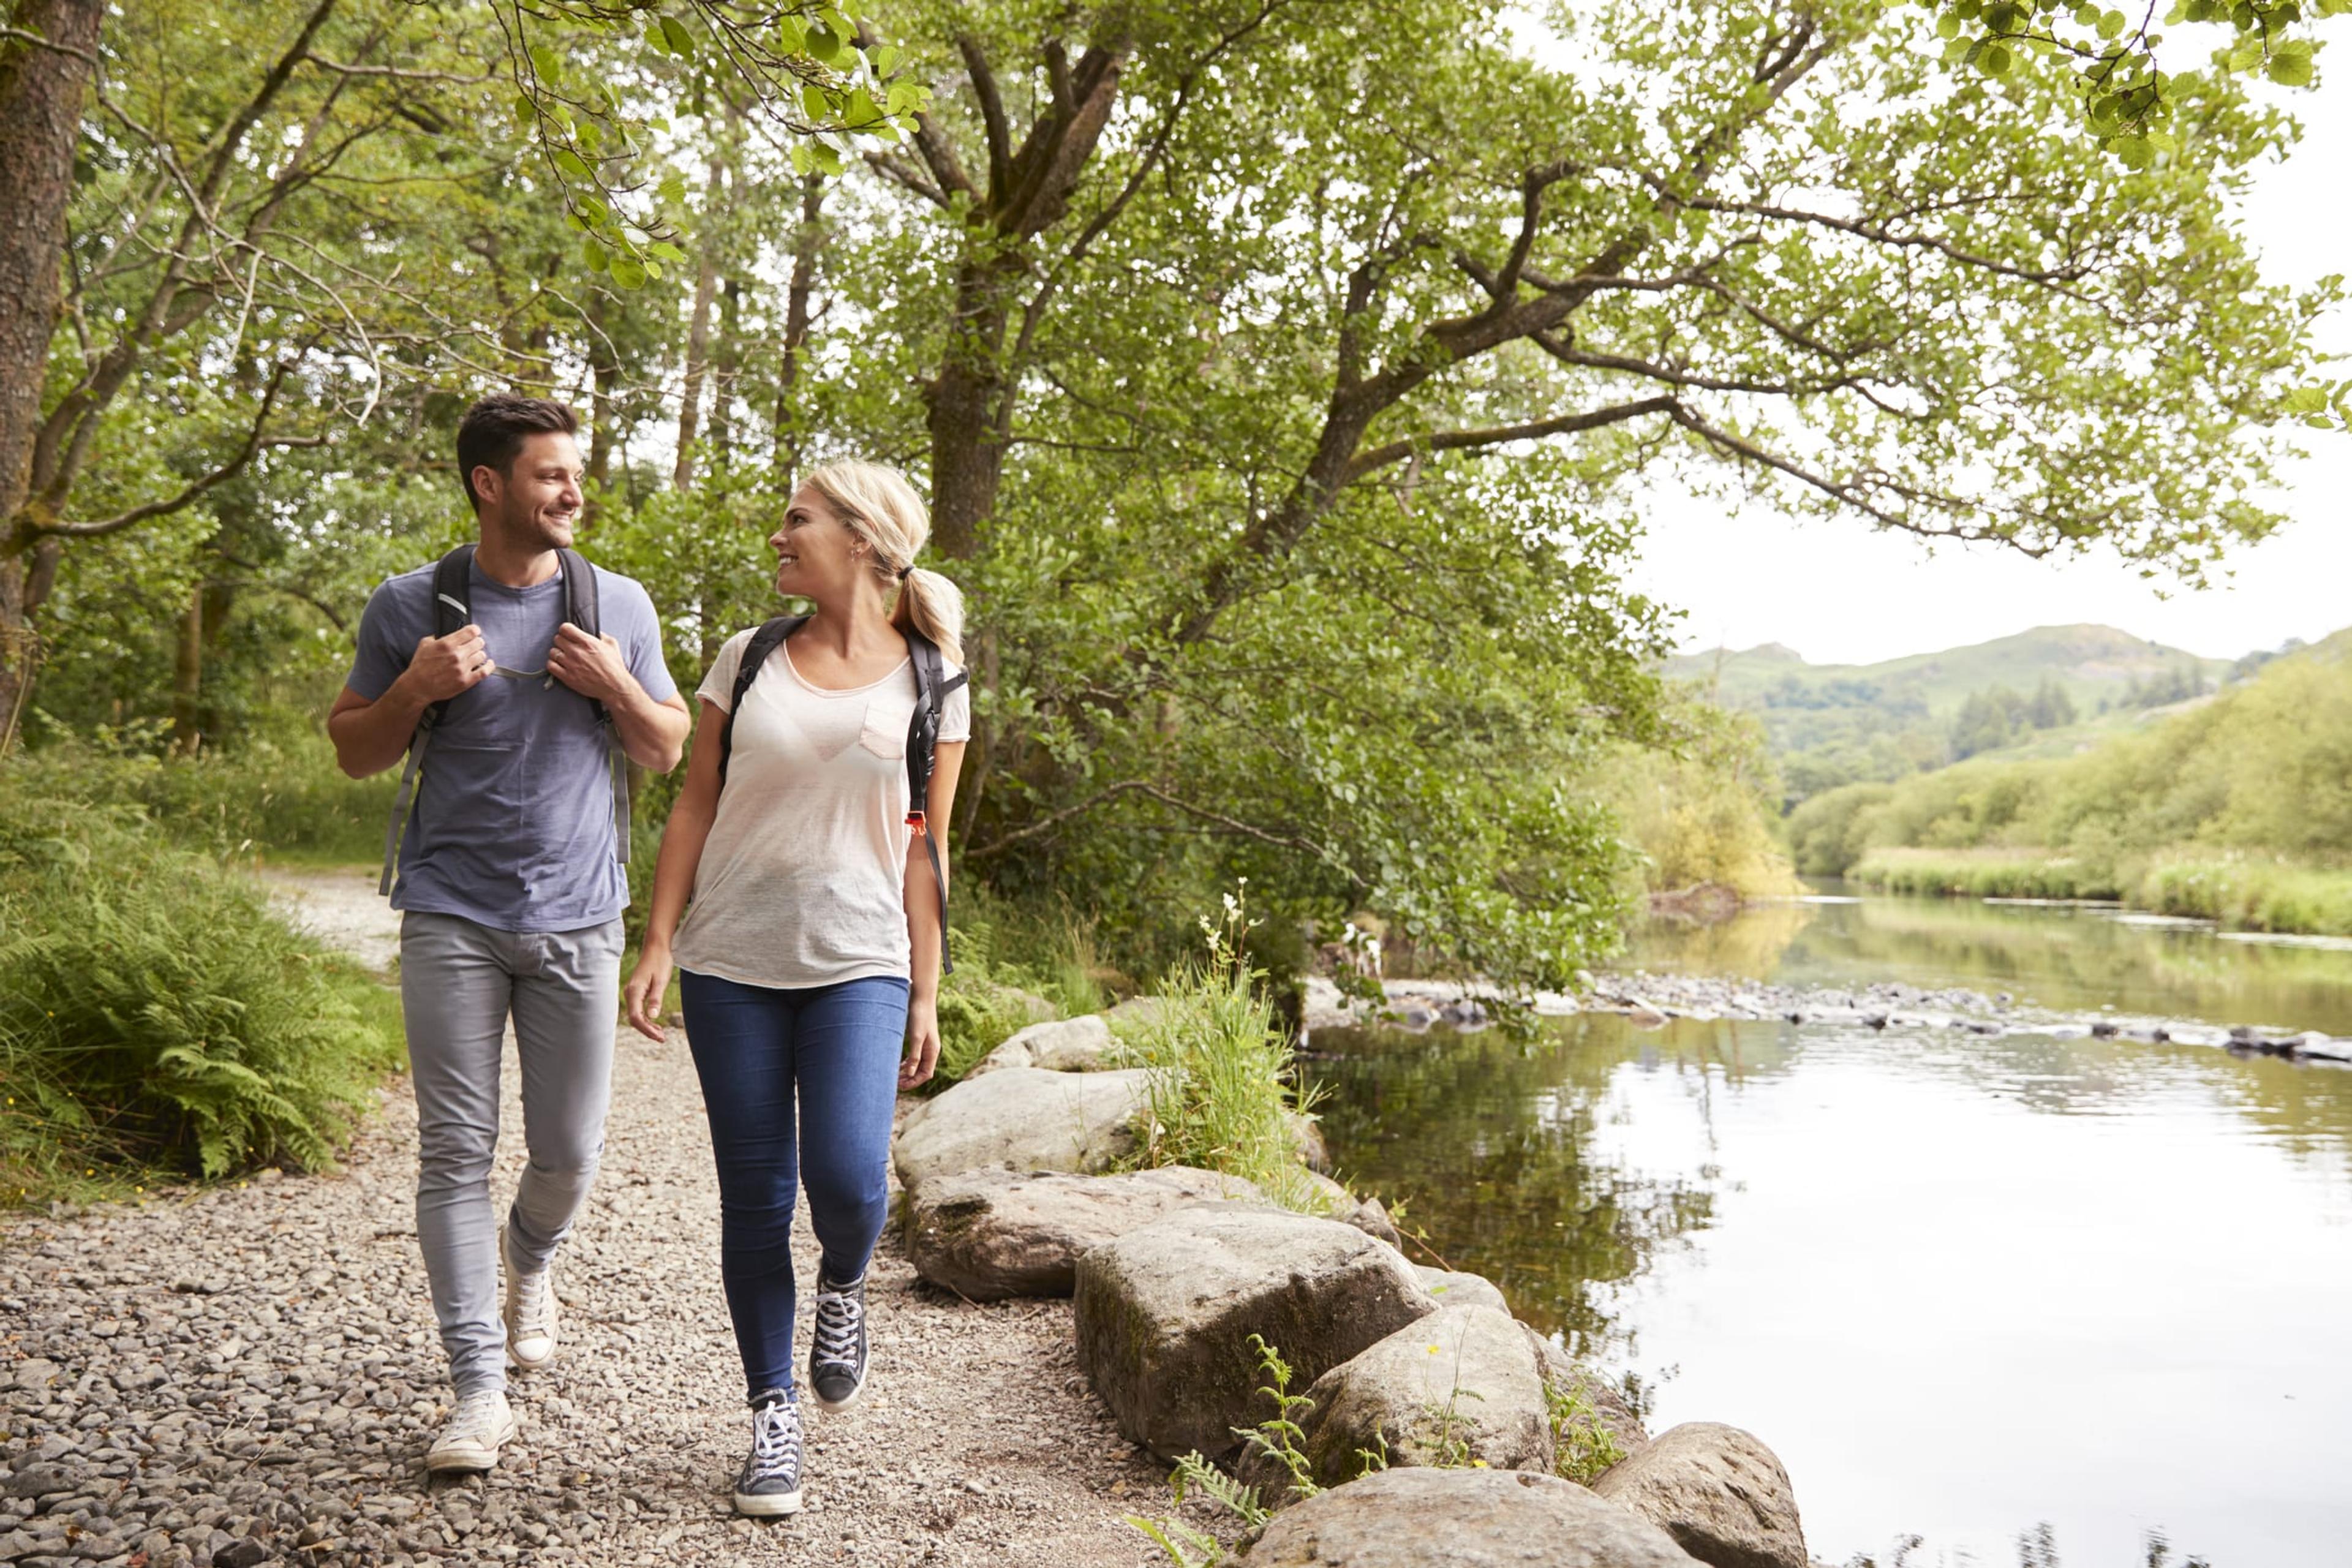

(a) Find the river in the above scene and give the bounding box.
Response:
[1304,891,2352,1568]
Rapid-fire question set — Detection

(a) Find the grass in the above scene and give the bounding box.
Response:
[1849,846,2125,902]
[0,767,405,1205]
[1112,892,1322,1210]
[1849,846,2352,936]
[925,888,1109,1088]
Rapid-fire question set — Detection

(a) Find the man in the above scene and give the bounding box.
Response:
[329,395,690,1472]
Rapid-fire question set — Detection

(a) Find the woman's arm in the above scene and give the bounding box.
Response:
[622,699,730,1039]
[899,737,968,1088]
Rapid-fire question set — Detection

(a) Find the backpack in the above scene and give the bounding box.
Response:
[377,543,629,897]
[714,614,970,971]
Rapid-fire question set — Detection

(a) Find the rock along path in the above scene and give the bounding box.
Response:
[0,866,1171,1568]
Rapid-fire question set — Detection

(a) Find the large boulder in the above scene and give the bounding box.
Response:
[1238,1466,1703,1567]
[1073,1206,1438,1464]
[1269,1304,1551,1493]
[964,1013,1115,1078]
[903,1166,1266,1300]
[1415,1267,1508,1314]
[891,1067,1153,1194]
[1590,1423,1806,1568]
[1526,1330,1651,1470]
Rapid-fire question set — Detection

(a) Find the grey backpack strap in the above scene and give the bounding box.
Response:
[379,546,476,897]
[557,548,630,870]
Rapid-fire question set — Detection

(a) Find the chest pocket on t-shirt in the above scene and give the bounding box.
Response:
[857,702,907,761]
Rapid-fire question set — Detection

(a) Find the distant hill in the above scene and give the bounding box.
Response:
[1665,624,2248,803]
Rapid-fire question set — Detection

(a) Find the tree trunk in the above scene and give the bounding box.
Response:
[924,260,1023,560]
[672,147,726,492]
[0,0,105,739]
[584,291,617,527]
[170,584,203,755]
[710,276,741,472]
[773,175,826,491]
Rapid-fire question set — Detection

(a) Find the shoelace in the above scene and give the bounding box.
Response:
[512,1268,553,1338]
[748,1400,802,1480]
[811,1284,864,1373]
[443,1392,505,1444]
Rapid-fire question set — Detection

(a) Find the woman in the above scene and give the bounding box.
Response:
[621,459,968,1517]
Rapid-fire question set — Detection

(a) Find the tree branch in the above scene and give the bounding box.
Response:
[36,364,327,540]
[1344,396,1681,484]
[956,31,1012,200]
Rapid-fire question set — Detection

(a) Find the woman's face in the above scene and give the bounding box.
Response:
[770,484,865,599]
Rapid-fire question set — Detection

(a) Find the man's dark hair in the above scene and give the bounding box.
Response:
[455,394,579,513]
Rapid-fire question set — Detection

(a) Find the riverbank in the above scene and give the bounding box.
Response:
[1303,967,2352,1066]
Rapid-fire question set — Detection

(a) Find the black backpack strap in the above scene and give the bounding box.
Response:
[556,547,631,871]
[380,545,477,896]
[903,630,968,973]
[715,615,807,787]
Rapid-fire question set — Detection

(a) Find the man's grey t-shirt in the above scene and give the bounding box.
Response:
[347,557,676,933]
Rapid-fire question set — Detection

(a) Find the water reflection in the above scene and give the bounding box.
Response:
[1306,1018,1719,1356]
[1308,894,2352,1567]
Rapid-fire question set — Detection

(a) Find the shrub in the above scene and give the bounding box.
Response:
[0,783,402,1191]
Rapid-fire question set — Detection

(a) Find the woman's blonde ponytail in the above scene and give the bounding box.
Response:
[801,459,966,666]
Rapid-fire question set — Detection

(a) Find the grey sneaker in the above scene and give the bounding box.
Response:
[424,1389,516,1473]
[809,1272,869,1412]
[733,1389,803,1516]
[500,1223,558,1370]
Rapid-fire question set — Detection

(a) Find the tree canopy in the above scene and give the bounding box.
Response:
[1,0,2342,984]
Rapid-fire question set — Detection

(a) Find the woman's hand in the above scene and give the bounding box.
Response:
[900,995,943,1090]
[623,941,673,1042]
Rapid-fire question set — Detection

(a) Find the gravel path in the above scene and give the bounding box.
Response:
[1,869,1174,1568]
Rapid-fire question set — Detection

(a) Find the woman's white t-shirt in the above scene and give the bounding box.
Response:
[671,627,970,990]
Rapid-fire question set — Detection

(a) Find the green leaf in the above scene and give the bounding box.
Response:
[810,140,844,176]
[1981,40,2015,72]
[660,15,695,57]
[803,81,833,121]
[529,43,561,83]
[1939,12,1963,36]
[775,16,807,54]
[2098,7,2126,37]
[807,23,842,64]
[871,44,903,76]
[649,240,688,263]
[511,92,537,127]
[843,85,884,128]
[2268,38,2315,84]
[582,236,610,273]
[609,255,649,290]
[657,170,688,206]
[552,148,592,182]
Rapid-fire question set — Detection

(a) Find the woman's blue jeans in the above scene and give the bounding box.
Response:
[679,969,909,1400]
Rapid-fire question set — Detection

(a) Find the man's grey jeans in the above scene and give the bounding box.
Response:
[399,911,623,1396]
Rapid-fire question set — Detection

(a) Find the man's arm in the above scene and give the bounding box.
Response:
[545,623,691,772]
[328,625,490,778]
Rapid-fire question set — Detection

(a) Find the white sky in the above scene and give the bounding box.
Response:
[1629,87,2351,666]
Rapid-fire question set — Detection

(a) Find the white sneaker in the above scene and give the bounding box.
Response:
[424,1390,516,1473]
[500,1223,558,1370]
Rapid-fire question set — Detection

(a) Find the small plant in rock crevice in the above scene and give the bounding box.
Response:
[1545,1378,1628,1485]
